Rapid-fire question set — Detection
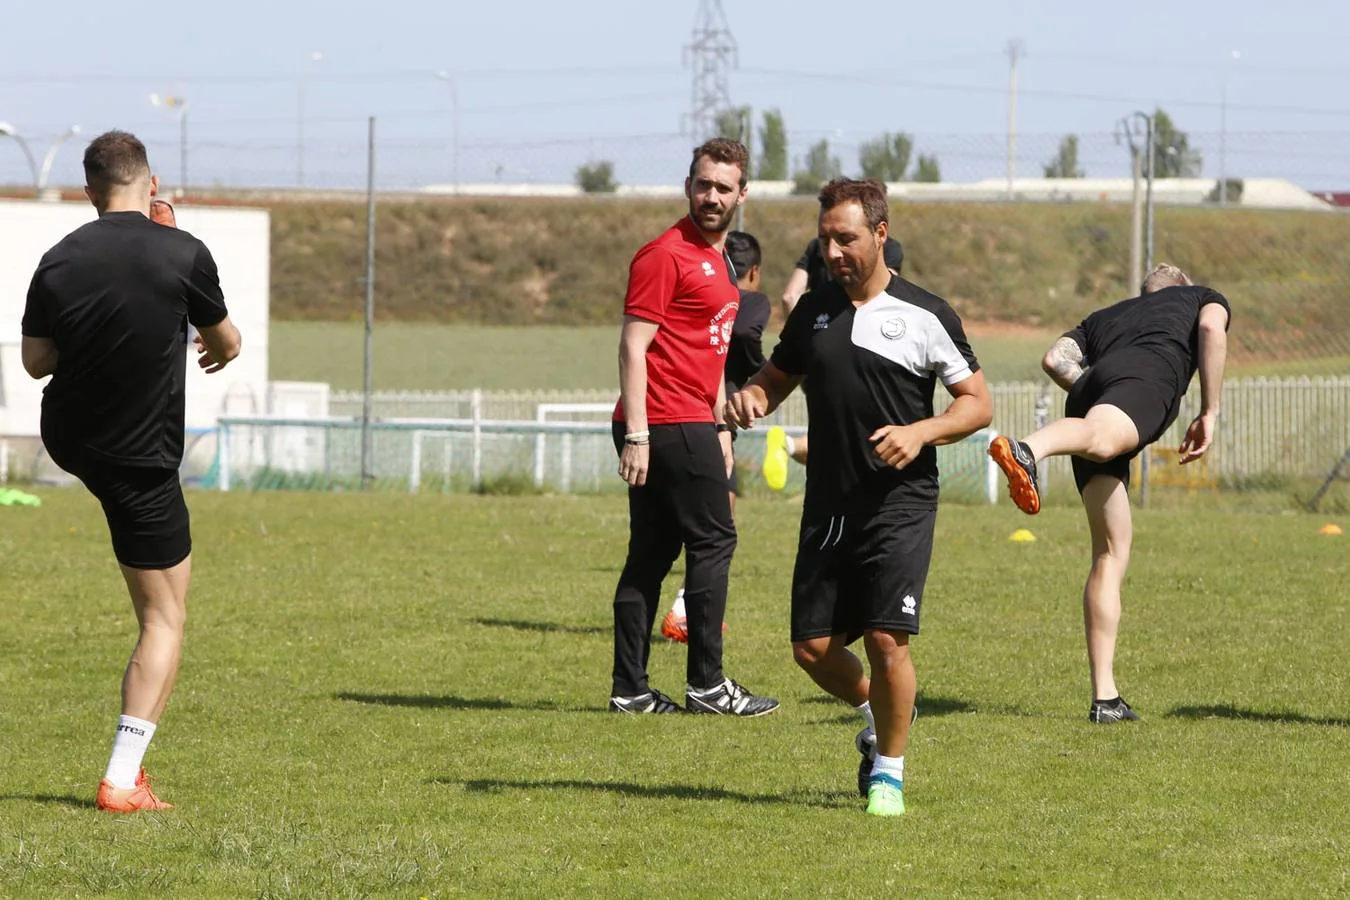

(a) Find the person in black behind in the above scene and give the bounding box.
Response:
[988,263,1231,724]
[660,230,771,643]
[21,130,242,812]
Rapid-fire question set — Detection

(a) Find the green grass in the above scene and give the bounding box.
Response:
[269,322,1064,390]
[1,491,1347,896]
[270,321,1346,392]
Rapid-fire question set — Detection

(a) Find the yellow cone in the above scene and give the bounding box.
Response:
[1319,523,1343,536]
[1009,528,1037,543]
[762,426,789,491]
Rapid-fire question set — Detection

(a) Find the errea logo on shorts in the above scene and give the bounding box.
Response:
[814,313,830,330]
[901,594,917,615]
[701,261,716,277]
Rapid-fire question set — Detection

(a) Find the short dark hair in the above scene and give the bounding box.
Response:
[818,178,889,231]
[725,231,761,277]
[83,130,150,194]
[689,137,750,188]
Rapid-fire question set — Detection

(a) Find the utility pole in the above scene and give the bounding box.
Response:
[1005,39,1024,199]
[683,0,738,142]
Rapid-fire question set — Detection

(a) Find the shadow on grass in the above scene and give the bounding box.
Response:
[1167,705,1349,728]
[336,692,567,712]
[805,693,975,721]
[471,617,608,636]
[439,777,851,809]
[0,794,88,809]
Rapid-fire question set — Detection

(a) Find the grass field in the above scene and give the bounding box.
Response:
[269,321,1074,390]
[269,322,1348,392]
[1,490,1346,896]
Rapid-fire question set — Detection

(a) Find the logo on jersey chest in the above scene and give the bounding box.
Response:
[708,301,738,355]
[701,261,716,277]
[814,313,830,331]
[880,316,907,340]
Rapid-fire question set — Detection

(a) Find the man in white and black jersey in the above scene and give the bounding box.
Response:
[728,178,992,816]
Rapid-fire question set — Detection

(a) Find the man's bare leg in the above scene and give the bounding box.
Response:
[1024,404,1139,464]
[793,634,869,705]
[120,557,191,722]
[1081,476,1136,715]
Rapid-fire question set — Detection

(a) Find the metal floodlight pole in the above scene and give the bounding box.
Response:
[361,116,377,487]
[1142,112,1155,274]
[0,122,41,195]
[37,125,81,195]
[435,70,461,194]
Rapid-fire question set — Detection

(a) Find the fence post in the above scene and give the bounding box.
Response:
[218,421,231,492]
[409,430,422,494]
[471,388,483,490]
[534,404,547,488]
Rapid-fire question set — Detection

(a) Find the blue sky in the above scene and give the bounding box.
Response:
[4,1,1350,191]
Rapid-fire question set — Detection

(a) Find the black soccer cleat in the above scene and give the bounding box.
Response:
[608,689,685,715]
[1089,696,1140,724]
[685,679,780,717]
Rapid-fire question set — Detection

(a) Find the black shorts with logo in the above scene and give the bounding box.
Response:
[46,444,191,570]
[790,504,936,643]
[1065,350,1183,494]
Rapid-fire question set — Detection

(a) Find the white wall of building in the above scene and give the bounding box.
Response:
[0,199,270,437]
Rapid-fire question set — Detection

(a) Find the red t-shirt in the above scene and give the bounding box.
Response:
[614,217,740,424]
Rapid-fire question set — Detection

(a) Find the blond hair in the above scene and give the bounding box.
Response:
[1142,263,1193,294]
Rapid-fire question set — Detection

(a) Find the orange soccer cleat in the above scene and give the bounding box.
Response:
[96,768,173,813]
[660,609,690,643]
[149,199,177,228]
[988,436,1042,515]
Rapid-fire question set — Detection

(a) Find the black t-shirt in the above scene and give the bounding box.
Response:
[725,289,770,391]
[22,211,229,467]
[797,237,904,291]
[1063,285,1231,395]
[771,275,980,515]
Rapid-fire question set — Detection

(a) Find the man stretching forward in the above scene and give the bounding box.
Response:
[988,263,1230,723]
[22,131,241,811]
[730,178,992,814]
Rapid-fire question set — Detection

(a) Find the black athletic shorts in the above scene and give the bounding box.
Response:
[790,505,936,643]
[46,444,191,569]
[1065,350,1183,494]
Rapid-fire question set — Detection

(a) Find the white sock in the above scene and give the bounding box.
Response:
[870,753,905,783]
[783,434,796,456]
[104,715,156,789]
[855,700,875,732]
[671,588,686,618]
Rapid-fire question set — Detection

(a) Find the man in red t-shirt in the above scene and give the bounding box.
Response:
[608,138,779,717]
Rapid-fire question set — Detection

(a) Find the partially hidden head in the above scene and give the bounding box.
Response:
[83,130,156,212]
[685,137,750,235]
[1142,263,1192,294]
[817,177,889,288]
[724,230,761,288]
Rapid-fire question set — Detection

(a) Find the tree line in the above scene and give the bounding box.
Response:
[576,107,1210,195]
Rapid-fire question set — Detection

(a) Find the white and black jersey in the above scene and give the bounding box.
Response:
[771,275,979,517]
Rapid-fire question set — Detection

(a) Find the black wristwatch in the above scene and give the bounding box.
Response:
[716,423,732,433]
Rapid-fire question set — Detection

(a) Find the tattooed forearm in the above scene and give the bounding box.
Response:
[1042,337,1087,391]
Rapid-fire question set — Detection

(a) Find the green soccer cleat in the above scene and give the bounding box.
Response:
[865,774,905,817]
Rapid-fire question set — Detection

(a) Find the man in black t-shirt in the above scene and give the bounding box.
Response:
[21,130,242,812]
[660,230,771,643]
[765,236,906,482]
[988,263,1231,725]
[729,179,992,816]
